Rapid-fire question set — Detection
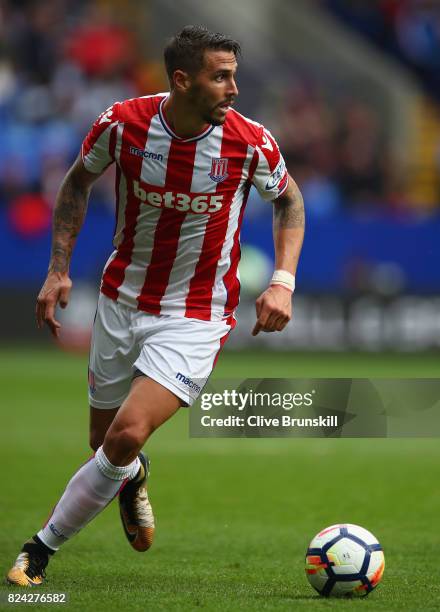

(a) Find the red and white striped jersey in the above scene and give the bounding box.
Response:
[81,93,288,321]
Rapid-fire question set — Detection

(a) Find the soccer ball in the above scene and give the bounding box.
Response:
[305,523,385,597]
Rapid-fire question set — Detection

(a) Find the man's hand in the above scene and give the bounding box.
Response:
[252,284,292,336]
[36,272,72,337]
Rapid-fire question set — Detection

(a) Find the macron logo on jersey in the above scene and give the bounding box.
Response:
[129,145,164,162]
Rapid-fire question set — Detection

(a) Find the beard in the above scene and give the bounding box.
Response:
[187,84,226,126]
[204,113,224,126]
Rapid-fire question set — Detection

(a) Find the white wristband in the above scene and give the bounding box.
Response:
[270,270,295,292]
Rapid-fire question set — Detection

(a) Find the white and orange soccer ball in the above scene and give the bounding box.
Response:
[305,524,385,597]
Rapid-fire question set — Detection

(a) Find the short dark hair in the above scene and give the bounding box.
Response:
[164,25,241,85]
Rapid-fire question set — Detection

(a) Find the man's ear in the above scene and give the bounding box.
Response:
[173,70,192,92]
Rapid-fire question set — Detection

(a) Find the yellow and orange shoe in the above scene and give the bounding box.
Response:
[6,540,50,587]
[119,452,155,552]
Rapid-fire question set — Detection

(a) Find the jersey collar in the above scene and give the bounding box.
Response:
[159,95,215,142]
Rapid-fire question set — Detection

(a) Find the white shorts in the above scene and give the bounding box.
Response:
[88,293,233,408]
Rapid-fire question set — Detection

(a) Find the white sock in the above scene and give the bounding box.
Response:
[37,446,140,551]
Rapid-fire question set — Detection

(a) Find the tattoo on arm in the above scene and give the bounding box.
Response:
[49,174,91,274]
[273,180,305,230]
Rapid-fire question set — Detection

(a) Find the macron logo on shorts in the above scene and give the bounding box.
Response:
[175,372,201,394]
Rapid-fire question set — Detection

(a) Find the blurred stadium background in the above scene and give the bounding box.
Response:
[1,0,440,354]
[2,3,440,608]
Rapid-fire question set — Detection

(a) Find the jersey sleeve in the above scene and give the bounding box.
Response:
[81,103,119,174]
[251,127,288,201]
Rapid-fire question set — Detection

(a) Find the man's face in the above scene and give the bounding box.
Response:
[187,50,239,126]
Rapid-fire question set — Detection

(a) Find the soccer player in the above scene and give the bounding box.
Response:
[7,25,304,586]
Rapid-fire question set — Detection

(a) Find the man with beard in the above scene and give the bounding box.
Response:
[7,25,304,586]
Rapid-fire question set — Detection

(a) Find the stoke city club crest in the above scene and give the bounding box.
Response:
[209,157,229,183]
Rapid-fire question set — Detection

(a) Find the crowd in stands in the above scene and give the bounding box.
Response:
[0,0,163,237]
[274,79,395,218]
[0,0,437,243]
[323,0,440,100]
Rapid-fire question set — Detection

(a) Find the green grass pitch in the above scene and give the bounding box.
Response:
[1,347,440,611]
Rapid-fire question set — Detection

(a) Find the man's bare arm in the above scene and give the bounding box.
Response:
[37,156,102,336]
[252,175,305,335]
[49,157,96,275]
[272,174,305,274]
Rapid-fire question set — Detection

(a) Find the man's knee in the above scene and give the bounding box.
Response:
[104,423,152,458]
